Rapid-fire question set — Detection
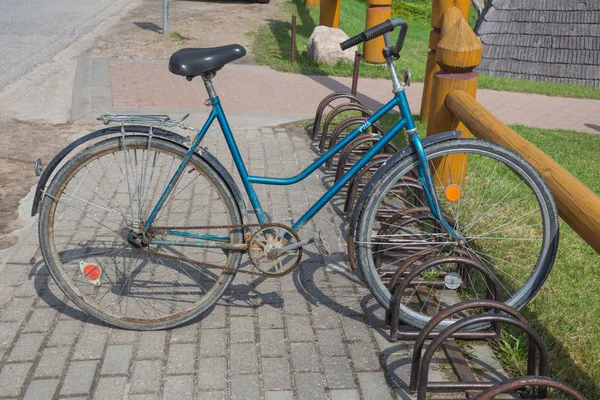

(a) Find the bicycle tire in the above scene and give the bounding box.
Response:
[39,135,244,330]
[354,139,558,329]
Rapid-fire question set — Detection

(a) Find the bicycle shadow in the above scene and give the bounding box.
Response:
[30,250,283,329]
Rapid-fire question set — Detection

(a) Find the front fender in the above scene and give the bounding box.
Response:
[346,130,461,270]
[32,125,248,222]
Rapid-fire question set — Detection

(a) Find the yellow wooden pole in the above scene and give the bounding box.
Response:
[320,0,340,28]
[420,0,470,123]
[447,90,600,255]
[427,15,482,185]
[304,0,319,7]
[363,0,392,63]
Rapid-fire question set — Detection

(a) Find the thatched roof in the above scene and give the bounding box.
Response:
[475,0,600,87]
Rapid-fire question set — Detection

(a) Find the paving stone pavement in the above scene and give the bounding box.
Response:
[72,59,600,134]
[0,123,513,399]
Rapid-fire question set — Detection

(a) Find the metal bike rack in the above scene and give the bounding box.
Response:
[398,300,549,400]
[334,135,398,182]
[474,376,585,399]
[343,154,392,213]
[318,103,372,153]
[324,116,386,161]
[310,93,366,140]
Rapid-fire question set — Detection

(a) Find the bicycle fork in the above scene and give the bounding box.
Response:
[409,132,464,243]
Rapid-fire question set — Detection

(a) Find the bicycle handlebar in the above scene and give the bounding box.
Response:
[340,18,408,57]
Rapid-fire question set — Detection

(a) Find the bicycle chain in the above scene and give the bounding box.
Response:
[142,222,297,277]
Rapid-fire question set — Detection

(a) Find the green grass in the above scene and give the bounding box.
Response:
[252,0,600,99]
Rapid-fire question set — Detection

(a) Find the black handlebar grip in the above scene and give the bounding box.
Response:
[394,20,408,54]
[340,34,364,51]
[363,19,394,41]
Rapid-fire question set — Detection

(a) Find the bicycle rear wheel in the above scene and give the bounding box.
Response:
[354,139,558,329]
[39,135,244,330]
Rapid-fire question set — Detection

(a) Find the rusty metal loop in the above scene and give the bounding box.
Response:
[325,116,386,156]
[310,93,363,139]
[334,134,398,181]
[319,103,371,152]
[392,259,503,342]
[474,376,585,400]
[344,155,391,213]
[414,314,549,400]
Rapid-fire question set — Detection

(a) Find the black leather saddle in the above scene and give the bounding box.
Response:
[169,44,246,78]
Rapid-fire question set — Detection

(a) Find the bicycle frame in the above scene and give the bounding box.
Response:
[145,84,460,250]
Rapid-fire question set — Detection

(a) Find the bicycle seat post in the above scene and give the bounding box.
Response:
[202,71,219,102]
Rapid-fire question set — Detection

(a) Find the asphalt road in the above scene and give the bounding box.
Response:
[0,0,129,92]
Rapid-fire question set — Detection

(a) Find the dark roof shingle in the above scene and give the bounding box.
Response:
[476,0,600,87]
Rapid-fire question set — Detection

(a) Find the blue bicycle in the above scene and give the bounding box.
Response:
[35,19,558,330]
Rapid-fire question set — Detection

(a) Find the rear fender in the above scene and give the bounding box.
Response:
[32,125,248,222]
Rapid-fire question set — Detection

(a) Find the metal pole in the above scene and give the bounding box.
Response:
[163,0,169,36]
[291,15,297,64]
[351,51,361,96]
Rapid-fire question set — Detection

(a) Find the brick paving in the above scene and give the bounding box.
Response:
[0,58,562,399]
[106,60,600,134]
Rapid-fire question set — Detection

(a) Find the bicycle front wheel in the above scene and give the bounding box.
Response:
[39,135,244,330]
[354,139,558,329]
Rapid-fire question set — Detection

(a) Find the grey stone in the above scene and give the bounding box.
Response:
[357,372,395,400]
[101,344,133,375]
[230,317,255,343]
[72,331,108,360]
[257,306,284,329]
[47,319,82,347]
[264,391,294,400]
[34,347,70,378]
[262,357,292,390]
[163,375,194,400]
[0,322,20,349]
[23,379,60,400]
[259,329,286,357]
[197,357,227,390]
[316,329,346,356]
[8,333,44,361]
[349,341,381,371]
[322,357,356,389]
[294,372,328,400]
[93,376,127,399]
[201,306,226,329]
[230,343,258,373]
[330,389,360,400]
[136,331,166,359]
[340,315,370,342]
[167,343,196,374]
[291,342,320,372]
[130,360,162,394]
[0,362,32,397]
[199,328,227,357]
[196,391,226,400]
[23,308,57,333]
[0,296,36,322]
[231,374,260,400]
[286,315,314,342]
[60,360,98,395]
[108,328,140,344]
[170,323,198,343]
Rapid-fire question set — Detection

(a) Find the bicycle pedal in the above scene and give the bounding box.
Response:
[313,232,330,257]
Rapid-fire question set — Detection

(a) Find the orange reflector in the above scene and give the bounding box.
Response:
[444,184,462,202]
[79,261,102,286]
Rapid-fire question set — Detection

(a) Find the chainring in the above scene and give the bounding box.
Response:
[247,223,302,277]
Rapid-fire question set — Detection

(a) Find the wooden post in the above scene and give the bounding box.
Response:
[447,90,600,255]
[364,0,392,63]
[304,0,319,7]
[320,0,340,28]
[427,15,482,186]
[420,0,470,123]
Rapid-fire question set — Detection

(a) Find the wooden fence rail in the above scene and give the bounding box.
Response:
[447,90,600,255]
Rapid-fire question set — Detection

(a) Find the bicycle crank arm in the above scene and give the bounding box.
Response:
[270,238,314,257]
